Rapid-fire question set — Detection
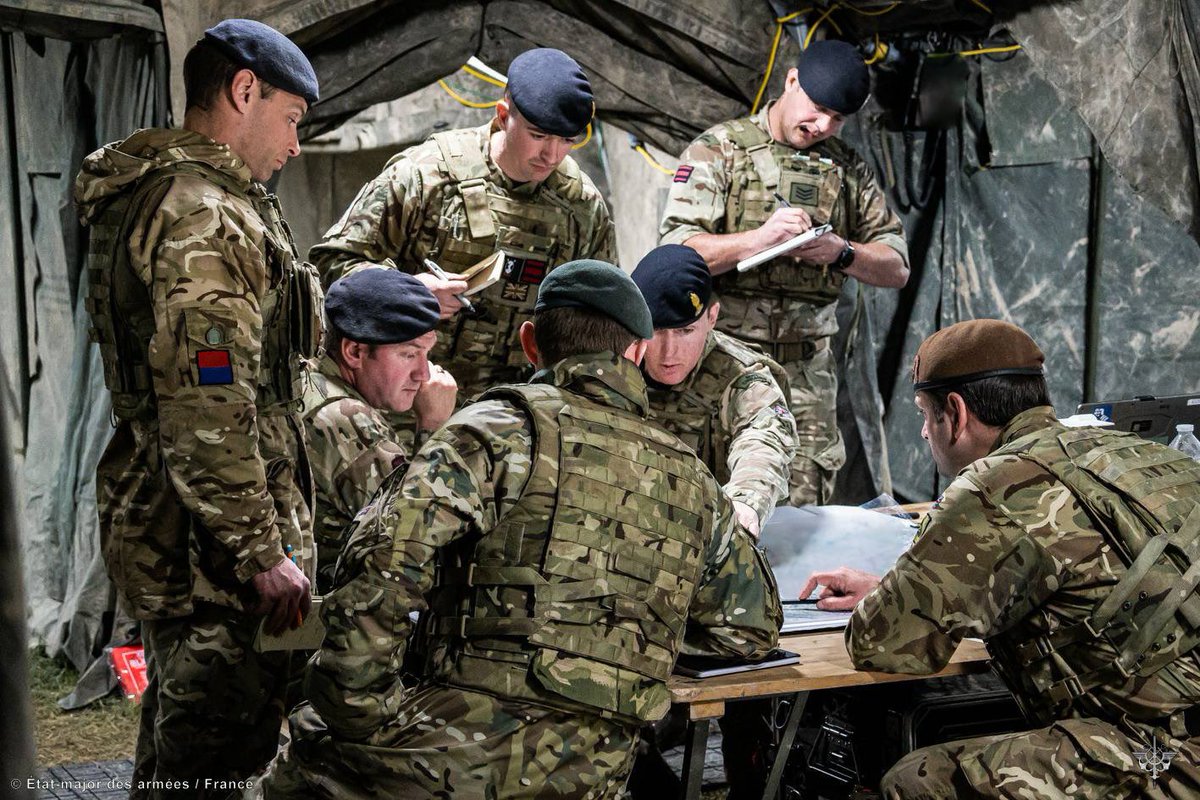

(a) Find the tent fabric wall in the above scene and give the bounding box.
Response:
[1,23,166,680]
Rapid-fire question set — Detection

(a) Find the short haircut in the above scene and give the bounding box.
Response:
[533,307,637,367]
[323,323,374,366]
[183,40,277,112]
[922,374,1051,427]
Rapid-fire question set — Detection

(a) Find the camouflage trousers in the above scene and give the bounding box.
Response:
[882,717,1200,799]
[774,340,845,506]
[133,603,291,799]
[259,683,640,799]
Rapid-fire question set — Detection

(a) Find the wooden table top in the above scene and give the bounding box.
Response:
[669,631,990,721]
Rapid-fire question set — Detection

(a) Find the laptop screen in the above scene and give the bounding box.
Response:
[1076,393,1200,441]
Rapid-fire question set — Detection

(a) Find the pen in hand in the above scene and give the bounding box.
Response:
[773,191,791,208]
[423,258,475,315]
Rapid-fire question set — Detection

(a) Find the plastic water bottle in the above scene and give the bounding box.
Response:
[1168,424,1200,460]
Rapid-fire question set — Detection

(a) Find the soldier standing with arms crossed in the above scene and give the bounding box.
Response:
[660,40,909,505]
[75,20,321,797]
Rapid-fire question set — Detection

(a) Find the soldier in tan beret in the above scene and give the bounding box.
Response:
[802,319,1200,799]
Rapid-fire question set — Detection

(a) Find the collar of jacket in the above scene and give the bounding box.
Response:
[533,352,649,416]
[990,405,1060,451]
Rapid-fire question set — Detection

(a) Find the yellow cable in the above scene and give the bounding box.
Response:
[437,79,499,108]
[634,144,676,176]
[804,5,842,50]
[957,43,1021,57]
[864,34,887,65]
[751,22,786,114]
[967,0,993,12]
[571,122,592,150]
[461,63,507,88]
[844,2,899,15]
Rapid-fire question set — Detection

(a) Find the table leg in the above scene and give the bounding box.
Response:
[761,691,808,800]
[681,717,711,800]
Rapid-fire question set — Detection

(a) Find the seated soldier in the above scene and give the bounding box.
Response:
[633,244,797,538]
[259,260,782,799]
[303,269,456,591]
[802,320,1200,799]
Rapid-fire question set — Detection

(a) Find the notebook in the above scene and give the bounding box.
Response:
[458,251,507,296]
[674,647,801,678]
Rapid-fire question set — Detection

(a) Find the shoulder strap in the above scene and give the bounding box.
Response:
[432,130,496,240]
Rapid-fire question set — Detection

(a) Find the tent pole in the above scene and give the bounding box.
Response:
[1,32,31,443]
[1083,139,1107,403]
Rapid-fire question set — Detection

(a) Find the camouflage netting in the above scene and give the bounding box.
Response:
[2,0,1198,705]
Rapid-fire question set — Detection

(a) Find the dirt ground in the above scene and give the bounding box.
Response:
[28,650,138,766]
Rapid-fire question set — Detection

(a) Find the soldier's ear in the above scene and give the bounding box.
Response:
[228,68,257,114]
[625,339,649,366]
[518,320,540,368]
[706,302,721,326]
[342,338,368,369]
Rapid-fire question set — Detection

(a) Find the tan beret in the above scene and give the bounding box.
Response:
[912,319,1044,392]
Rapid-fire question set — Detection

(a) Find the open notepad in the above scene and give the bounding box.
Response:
[457,251,507,296]
[736,224,832,272]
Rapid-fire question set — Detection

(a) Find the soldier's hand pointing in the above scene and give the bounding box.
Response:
[799,567,880,611]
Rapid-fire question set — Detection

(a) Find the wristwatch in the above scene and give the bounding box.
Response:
[832,239,856,271]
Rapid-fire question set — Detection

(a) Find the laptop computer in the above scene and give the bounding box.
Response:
[1077,393,1200,440]
[759,505,918,634]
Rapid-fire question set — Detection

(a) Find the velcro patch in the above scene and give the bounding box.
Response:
[196,350,234,385]
[673,165,694,183]
[503,255,548,285]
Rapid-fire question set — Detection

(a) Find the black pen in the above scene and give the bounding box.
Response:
[796,597,822,604]
[773,191,791,208]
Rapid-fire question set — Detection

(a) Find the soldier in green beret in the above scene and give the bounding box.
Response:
[74,18,322,796]
[303,270,456,593]
[311,48,617,420]
[802,319,1200,799]
[660,40,910,507]
[260,260,781,799]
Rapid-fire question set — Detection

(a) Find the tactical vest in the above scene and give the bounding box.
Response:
[416,382,716,724]
[714,117,851,307]
[981,426,1200,725]
[648,333,791,484]
[84,161,322,421]
[424,130,587,373]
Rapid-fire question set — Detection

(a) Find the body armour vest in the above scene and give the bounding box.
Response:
[83,160,322,420]
[978,425,1200,726]
[418,382,718,724]
[647,331,791,483]
[422,130,589,374]
[714,117,852,308]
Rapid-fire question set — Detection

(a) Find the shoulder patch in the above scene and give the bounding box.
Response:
[673,165,694,183]
[196,350,233,385]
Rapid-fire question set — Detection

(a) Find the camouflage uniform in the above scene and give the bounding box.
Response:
[644,330,796,531]
[659,102,908,504]
[847,407,1200,799]
[260,353,781,799]
[75,128,321,797]
[301,353,409,593]
[311,122,617,404]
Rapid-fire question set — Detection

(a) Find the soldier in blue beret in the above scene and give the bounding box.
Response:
[309,47,617,454]
[661,37,911,523]
[73,17,323,795]
[302,270,456,592]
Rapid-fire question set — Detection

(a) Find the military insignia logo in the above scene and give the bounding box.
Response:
[204,325,224,346]
[501,282,530,302]
[1133,739,1177,779]
[673,165,694,183]
[689,291,703,315]
[196,350,233,385]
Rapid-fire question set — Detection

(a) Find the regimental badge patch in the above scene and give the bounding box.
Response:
[673,165,694,183]
[503,255,548,285]
[196,350,234,385]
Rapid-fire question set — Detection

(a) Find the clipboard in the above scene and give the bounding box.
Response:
[736,224,832,272]
[253,597,325,652]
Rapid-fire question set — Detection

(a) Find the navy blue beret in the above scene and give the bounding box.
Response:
[632,245,713,330]
[796,40,869,116]
[535,260,653,340]
[204,19,319,105]
[507,48,593,137]
[325,270,440,345]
